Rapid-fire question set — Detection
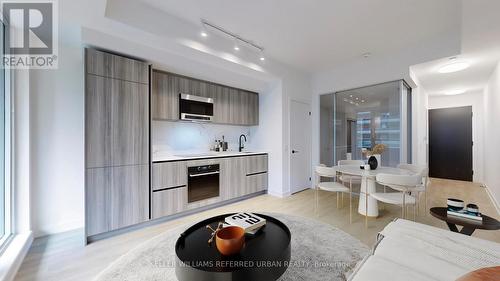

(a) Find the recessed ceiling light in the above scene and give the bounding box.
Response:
[438,61,470,73]
[234,45,240,51]
[443,89,466,95]
[260,56,265,61]
[200,31,208,37]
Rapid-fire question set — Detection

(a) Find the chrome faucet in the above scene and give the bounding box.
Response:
[239,134,247,152]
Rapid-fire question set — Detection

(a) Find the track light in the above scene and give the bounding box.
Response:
[200,24,208,37]
[201,19,266,63]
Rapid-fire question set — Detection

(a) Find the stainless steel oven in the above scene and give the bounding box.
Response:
[187,164,220,203]
[179,93,214,122]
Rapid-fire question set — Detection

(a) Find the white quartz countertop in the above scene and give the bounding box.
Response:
[152,151,268,162]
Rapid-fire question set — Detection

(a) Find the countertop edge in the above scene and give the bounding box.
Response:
[152,152,268,163]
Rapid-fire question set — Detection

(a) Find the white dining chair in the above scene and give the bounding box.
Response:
[314,165,354,223]
[397,164,429,214]
[370,174,423,222]
[338,160,364,186]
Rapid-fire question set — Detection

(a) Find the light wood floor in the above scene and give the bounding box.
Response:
[15,178,500,281]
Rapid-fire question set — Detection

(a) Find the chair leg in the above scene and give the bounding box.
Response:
[349,178,353,224]
[341,192,344,208]
[424,191,427,215]
[315,186,318,217]
[402,192,406,219]
[413,202,416,221]
[336,192,339,208]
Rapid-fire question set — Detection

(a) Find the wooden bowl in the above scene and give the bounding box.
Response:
[215,226,245,255]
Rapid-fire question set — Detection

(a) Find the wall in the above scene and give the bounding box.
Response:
[483,61,500,206]
[409,71,429,166]
[428,91,484,182]
[311,29,460,169]
[29,24,85,236]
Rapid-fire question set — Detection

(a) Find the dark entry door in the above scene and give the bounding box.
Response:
[429,106,473,181]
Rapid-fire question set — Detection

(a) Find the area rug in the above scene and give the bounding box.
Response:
[94,213,369,281]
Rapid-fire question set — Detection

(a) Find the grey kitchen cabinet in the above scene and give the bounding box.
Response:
[110,165,149,231]
[85,75,112,168]
[246,154,268,193]
[85,75,149,168]
[247,92,259,125]
[86,167,111,236]
[151,154,268,220]
[111,79,149,166]
[152,187,187,219]
[152,161,187,191]
[151,69,259,125]
[228,88,243,125]
[85,48,150,241]
[86,48,149,84]
[245,154,268,175]
[152,70,178,120]
[86,165,149,236]
[221,157,247,200]
[246,173,268,193]
[213,85,230,123]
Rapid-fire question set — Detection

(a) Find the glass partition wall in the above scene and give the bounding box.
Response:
[320,80,411,167]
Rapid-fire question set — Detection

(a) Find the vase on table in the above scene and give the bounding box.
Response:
[367,154,381,167]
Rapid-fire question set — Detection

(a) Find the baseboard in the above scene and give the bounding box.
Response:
[0,232,33,281]
[33,219,84,238]
[484,185,500,216]
[267,190,291,198]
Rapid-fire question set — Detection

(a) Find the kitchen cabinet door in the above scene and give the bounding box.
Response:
[246,173,268,193]
[111,79,149,166]
[228,88,243,125]
[152,71,179,120]
[221,157,247,200]
[239,90,250,125]
[86,167,111,236]
[86,48,148,84]
[152,161,187,191]
[248,92,259,125]
[245,155,268,175]
[110,165,149,231]
[152,186,187,219]
[213,85,230,124]
[85,75,112,168]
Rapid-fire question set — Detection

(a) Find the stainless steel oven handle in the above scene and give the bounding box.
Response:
[188,171,220,177]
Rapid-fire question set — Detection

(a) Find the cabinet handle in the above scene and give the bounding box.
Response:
[188,171,220,177]
[292,150,299,154]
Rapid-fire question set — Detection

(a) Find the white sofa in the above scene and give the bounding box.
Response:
[349,219,500,281]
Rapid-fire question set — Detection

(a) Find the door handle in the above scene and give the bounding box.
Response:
[292,150,299,154]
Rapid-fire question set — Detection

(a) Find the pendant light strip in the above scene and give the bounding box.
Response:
[201,19,264,52]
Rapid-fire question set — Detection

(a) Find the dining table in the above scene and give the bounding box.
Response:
[335,165,415,217]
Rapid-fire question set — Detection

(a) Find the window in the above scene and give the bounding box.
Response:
[320,80,412,167]
[0,18,12,248]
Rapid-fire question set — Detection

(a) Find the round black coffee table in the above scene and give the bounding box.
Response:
[430,207,500,235]
[175,213,291,281]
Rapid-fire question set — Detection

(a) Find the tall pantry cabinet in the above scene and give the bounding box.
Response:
[84,48,150,241]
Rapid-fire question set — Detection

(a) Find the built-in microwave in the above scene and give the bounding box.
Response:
[179,93,214,122]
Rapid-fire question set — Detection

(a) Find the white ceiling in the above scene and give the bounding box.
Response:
[138,0,461,73]
[411,0,500,96]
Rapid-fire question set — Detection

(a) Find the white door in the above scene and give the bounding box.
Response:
[290,100,311,193]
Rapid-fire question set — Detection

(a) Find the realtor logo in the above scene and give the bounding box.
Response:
[2,0,58,69]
